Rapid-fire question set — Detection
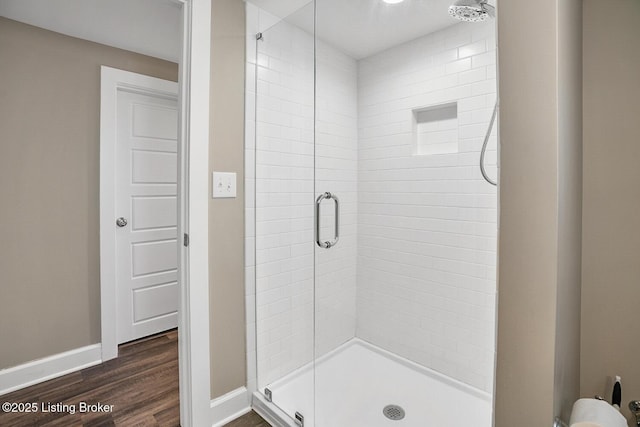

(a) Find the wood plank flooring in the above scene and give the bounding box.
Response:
[0,330,179,427]
[223,411,269,427]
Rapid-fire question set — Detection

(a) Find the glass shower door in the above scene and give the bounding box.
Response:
[252,1,316,424]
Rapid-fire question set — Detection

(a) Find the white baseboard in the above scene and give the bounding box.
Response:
[0,344,102,396]
[211,386,251,427]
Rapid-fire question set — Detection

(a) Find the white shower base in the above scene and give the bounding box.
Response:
[253,339,492,427]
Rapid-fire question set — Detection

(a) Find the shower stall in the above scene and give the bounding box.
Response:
[244,0,498,425]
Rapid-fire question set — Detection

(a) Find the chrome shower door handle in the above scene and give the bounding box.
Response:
[315,192,340,249]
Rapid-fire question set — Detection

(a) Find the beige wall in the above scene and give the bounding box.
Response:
[554,0,583,422]
[494,0,582,425]
[209,0,247,399]
[495,0,559,423]
[0,17,177,370]
[581,0,640,422]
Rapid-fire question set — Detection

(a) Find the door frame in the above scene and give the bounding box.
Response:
[98,1,212,426]
[175,1,212,426]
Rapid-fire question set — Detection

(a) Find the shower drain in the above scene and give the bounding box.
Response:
[383,404,405,421]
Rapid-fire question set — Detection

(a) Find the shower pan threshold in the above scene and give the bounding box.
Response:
[252,338,492,427]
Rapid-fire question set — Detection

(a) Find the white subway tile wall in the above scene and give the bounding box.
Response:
[356,21,497,392]
[245,2,498,395]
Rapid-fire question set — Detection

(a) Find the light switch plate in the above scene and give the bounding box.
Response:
[212,172,237,198]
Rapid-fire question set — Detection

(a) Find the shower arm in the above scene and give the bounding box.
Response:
[480,101,498,186]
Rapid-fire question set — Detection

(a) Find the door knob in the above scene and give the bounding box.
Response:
[116,217,128,227]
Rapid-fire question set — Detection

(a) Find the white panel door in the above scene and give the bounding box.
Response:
[116,87,179,344]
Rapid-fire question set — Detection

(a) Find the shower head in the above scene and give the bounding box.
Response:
[448,0,495,22]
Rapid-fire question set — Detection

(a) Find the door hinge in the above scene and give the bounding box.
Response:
[183,233,189,247]
[256,32,263,41]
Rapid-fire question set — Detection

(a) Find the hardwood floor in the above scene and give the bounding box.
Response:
[223,411,269,427]
[0,330,179,427]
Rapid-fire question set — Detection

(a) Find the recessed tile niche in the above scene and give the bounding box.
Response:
[413,102,459,155]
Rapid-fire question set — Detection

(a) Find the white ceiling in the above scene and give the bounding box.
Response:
[0,0,181,62]
[248,0,466,59]
[1,0,491,64]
